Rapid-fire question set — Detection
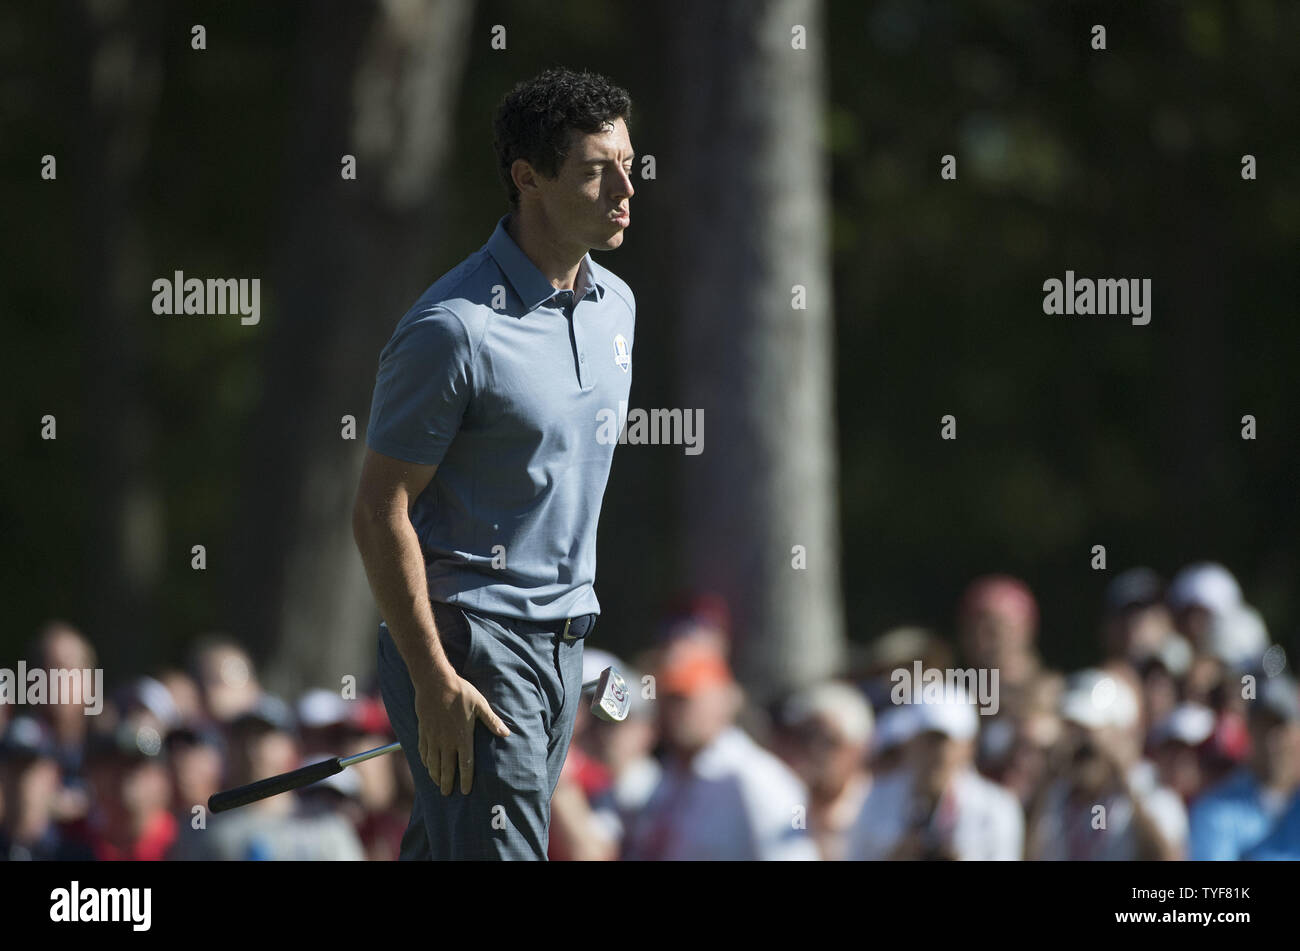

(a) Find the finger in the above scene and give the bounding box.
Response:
[426,746,441,791]
[476,700,511,737]
[439,746,456,796]
[459,743,474,795]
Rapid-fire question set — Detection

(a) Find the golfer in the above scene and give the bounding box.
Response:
[352,67,635,860]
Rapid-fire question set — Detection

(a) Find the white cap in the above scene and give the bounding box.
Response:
[1150,703,1216,747]
[782,682,874,745]
[1132,634,1193,677]
[911,691,978,741]
[296,689,350,729]
[1206,604,1270,668]
[124,676,182,729]
[1060,670,1139,730]
[872,706,918,754]
[1167,562,1242,617]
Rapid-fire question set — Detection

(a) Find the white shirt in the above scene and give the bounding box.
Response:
[623,726,820,860]
[845,767,1024,860]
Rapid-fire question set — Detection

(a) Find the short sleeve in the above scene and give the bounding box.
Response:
[365,306,475,466]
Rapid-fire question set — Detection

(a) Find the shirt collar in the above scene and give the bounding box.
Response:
[486,213,605,313]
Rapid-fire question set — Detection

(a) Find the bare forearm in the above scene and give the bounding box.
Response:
[1130,797,1177,861]
[353,508,453,690]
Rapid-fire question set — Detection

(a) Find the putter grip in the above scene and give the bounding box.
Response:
[208,757,343,813]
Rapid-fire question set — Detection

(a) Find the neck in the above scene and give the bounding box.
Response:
[507,209,585,291]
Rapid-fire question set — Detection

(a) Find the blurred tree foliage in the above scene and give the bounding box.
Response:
[830,0,1300,670]
[1,0,1295,684]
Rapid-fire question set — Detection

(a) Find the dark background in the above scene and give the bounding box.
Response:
[2,0,1296,692]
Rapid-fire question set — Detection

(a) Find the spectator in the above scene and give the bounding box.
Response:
[869,705,916,778]
[1166,563,1267,665]
[622,640,818,860]
[847,690,1023,860]
[163,724,225,832]
[1183,655,1255,784]
[856,626,954,711]
[29,620,97,822]
[1147,703,1216,804]
[1028,669,1186,860]
[79,721,177,861]
[1188,675,1300,860]
[155,669,205,725]
[977,671,1063,813]
[658,593,732,657]
[115,676,183,738]
[578,653,659,822]
[1243,789,1300,860]
[550,649,632,861]
[295,688,352,758]
[343,694,406,861]
[180,694,363,861]
[956,575,1045,712]
[1130,636,1193,745]
[0,717,93,860]
[775,681,874,860]
[190,637,261,724]
[1102,568,1178,664]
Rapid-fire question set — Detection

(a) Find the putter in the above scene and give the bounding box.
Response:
[208,665,628,813]
[588,665,631,723]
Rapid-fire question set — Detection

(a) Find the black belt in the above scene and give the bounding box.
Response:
[546,614,597,641]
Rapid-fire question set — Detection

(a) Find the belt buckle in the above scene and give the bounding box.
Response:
[562,617,574,640]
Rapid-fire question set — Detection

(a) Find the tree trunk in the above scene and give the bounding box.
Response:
[70,0,166,675]
[669,0,845,702]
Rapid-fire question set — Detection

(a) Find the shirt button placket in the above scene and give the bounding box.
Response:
[565,292,586,387]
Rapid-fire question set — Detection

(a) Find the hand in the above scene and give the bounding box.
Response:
[1092,728,1135,792]
[413,673,510,795]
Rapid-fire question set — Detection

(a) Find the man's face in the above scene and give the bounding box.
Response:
[1066,721,1130,795]
[961,609,1033,669]
[230,724,297,786]
[198,647,259,722]
[909,732,968,793]
[40,630,94,731]
[1,757,60,825]
[519,117,635,251]
[1175,604,1215,647]
[786,713,866,797]
[169,740,223,809]
[659,683,735,757]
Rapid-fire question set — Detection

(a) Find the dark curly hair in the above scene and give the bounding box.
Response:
[492,67,633,209]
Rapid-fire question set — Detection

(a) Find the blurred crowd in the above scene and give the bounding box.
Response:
[2,561,1298,861]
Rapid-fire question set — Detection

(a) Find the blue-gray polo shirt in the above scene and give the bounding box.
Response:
[365,213,635,621]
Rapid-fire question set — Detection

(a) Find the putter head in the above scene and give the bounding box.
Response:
[591,666,630,722]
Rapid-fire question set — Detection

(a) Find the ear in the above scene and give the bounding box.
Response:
[510,157,539,200]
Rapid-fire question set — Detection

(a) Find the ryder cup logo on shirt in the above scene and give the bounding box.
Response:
[613,334,631,372]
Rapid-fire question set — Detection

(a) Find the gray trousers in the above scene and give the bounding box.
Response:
[377,602,587,860]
